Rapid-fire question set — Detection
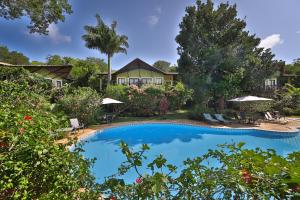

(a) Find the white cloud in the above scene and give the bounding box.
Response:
[47,24,71,43]
[25,24,71,43]
[147,15,159,27]
[156,6,162,14]
[258,34,283,49]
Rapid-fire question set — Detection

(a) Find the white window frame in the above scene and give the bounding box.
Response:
[140,77,153,84]
[117,77,126,85]
[265,78,277,86]
[155,77,163,85]
[129,77,140,85]
[56,80,62,88]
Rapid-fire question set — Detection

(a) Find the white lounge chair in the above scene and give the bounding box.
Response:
[265,112,288,124]
[203,113,219,123]
[70,118,85,133]
[214,114,231,124]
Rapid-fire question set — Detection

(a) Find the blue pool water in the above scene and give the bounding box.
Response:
[79,123,300,183]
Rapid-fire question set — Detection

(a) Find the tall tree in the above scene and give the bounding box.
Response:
[0,46,29,64]
[176,0,277,109]
[82,14,129,85]
[0,0,72,34]
[153,60,171,72]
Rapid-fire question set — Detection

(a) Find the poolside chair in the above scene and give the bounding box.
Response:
[203,113,219,124]
[70,118,85,133]
[214,114,232,124]
[265,112,288,124]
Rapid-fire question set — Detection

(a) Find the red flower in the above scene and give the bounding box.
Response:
[0,142,8,148]
[241,169,252,184]
[24,116,32,120]
[19,128,25,134]
[110,196,116,200]
[136,177,143,184]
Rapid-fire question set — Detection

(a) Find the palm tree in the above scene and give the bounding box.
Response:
[82,14,129,85]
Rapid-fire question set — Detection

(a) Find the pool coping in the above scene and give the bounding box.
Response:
[56,120,300,145]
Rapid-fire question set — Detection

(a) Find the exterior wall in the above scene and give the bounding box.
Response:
[264,77,277,90]
[115,69,166,85]
[28,68,64,88]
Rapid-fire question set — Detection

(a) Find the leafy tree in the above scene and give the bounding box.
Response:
[153,60,171,72]
[153,60,178,72]
[0,46,29,64]
[284,59,300,87]
[176,0,278,109]
[46,55,67,65]
[82,14,129,85]
[0,0,72,34]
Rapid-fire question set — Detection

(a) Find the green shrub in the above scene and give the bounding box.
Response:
[188,104,214,120]
[0,66,52,95]
[56,87,103,125]
[0,81,101,199]
[273,84,300,116]
[104,83,192,116]
[128,85,160,116]
[166,82,193,110]
[105,84,129,102]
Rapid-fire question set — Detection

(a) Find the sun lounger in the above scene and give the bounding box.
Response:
[214,114,232,124]
[70,118,85,133]
[203,113,219,123]
[265,112,288,124]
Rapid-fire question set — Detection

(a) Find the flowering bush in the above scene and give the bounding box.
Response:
[101,142,300,199]
[56,87,103,125]
[166,82,193,110]
[0,81,101,199]
[105,83,192,116]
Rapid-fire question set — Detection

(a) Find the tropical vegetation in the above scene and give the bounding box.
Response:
[82,14,129,85]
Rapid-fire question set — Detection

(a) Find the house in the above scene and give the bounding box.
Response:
[99,58,178,89]
[0,61,72,88]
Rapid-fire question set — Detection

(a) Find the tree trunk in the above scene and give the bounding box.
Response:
[218,96,225,110]
[107,55,111,85]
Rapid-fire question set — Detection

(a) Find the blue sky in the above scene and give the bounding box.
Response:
[1,0,300,69]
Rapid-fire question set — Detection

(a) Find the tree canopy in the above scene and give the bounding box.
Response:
[0,0,72,34]
[82,14,129,85]
[176,0,279,108]
[153,60,178,72]
[0,46,30,65]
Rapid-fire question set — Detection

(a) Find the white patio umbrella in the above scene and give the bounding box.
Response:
[102,98,123,105]
[228,96,273,102]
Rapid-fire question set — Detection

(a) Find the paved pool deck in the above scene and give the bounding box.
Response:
[56,118,300,144]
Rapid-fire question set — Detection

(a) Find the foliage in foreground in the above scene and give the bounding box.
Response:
[102,142,300,199]
[0,81,101,199]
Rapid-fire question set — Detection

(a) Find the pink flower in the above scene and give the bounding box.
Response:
[19,128,25,134]
[136,177,143,184]
[241,169,252,184]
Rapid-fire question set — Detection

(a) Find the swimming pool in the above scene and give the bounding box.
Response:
[79,123,300,183]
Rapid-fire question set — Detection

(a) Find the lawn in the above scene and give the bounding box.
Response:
[111,109,189,123]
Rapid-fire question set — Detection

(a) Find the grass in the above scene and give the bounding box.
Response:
[287,115,300,118]
[112,110,189,123]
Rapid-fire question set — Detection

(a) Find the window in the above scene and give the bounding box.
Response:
[156,78,163,85]
[129,78,139,85]
[118,78,126,85]
[56,80,62,88]
[141,78,152,84]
